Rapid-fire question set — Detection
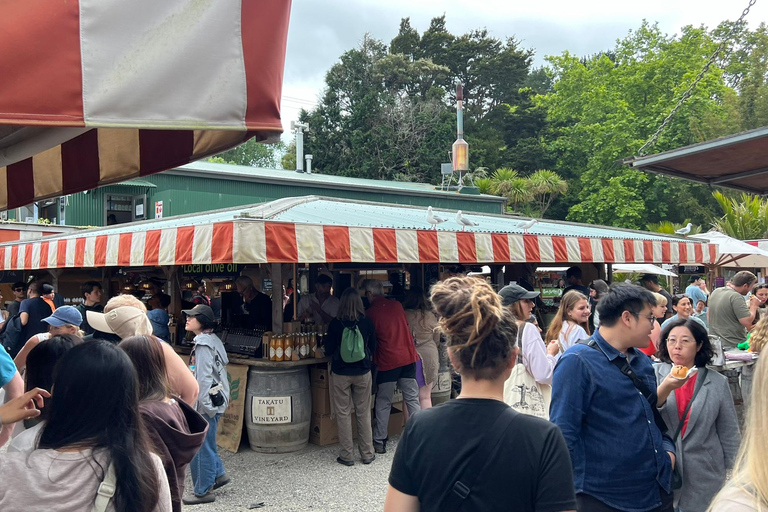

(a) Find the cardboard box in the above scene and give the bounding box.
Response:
[309,412,358,446]
[310,366,329,389]
[312,386,332,415]
[283,322,302,333]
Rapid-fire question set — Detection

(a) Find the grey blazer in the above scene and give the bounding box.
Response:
[655,363,742,512]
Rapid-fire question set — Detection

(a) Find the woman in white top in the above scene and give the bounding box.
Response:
[0,339,171,512]
[708,355,768,512]
[499,285,559,385]
[545,291,591,356]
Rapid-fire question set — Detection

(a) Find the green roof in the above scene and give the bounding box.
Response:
[170,161,506,204]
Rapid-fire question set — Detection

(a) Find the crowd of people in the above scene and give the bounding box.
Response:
[0,279,234,508]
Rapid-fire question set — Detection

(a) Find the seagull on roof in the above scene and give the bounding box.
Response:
[456,210,479,231]
[518,219,538,234]
[675,223,693,236]
[427,206,447,229]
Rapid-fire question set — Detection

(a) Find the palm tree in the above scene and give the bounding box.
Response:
[646,220,702,236]
[712,191,768,240]
[528,170,568,217]
[491,168,532,212]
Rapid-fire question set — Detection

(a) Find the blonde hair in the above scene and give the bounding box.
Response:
[751,316,768,353]
[430,276,517,381]
[105,294,147,313]
[708,355,768,510]
[651,292,667,307]
[545,291,590,348]
[336,288,365,321]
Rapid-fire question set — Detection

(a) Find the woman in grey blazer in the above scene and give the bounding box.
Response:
[655,318,741,512]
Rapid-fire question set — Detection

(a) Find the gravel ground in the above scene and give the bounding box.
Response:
[181,436,401,512]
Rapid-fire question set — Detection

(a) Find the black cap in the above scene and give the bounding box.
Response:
[316,274,333,285]
[182,304,216,323]
[499,284,539,307]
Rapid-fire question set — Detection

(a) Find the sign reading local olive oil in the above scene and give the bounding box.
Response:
[252,396,292,424]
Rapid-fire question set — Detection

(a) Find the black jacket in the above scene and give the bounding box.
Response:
[325,316,377,376]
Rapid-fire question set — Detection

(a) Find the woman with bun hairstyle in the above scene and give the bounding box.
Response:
[384,276,576,512]
[120,335,208,512]
[709,356,768,511]
[545,290,591,356]
[752,283,768,324]
[655,318,740,512]
[0,340,172,512]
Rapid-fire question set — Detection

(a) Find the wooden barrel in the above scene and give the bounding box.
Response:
[245,366,311,453]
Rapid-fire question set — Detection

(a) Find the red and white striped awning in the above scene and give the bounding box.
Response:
[0,0,291,210]
[0,198,719,270]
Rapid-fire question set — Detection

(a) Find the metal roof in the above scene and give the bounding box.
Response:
[269,198,686,241]
[625,126,768,195]
[168,161,507,204]
[11,195,691,244]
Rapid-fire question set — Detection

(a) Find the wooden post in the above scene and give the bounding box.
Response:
[101,268,113,301]
[292,263,298,321]
[606,264,613,284]
[271,263,283,334]
[163,266,180,344]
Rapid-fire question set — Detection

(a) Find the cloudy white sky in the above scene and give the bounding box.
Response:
[278,0,767,135]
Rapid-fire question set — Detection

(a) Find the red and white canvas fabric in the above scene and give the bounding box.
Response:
[0,0,291,210]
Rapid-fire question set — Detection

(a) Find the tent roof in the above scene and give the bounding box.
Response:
[690,231,768,268]
[0,1,291,210]
[0,196,718,270]
[624,126,768,195]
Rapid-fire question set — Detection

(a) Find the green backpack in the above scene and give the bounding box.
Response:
[340,324,366,363]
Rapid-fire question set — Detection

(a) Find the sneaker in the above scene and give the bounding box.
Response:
[213,474,231,490]
[361,455,375,465]
[182,493,215,505]
[336,457,355,466]
[374,444,386,454]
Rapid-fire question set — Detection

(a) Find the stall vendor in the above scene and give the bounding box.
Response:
[298,274,339,325]
[235,276,272,329]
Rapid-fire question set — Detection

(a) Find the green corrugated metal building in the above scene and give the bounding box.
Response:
[11,162,507,227]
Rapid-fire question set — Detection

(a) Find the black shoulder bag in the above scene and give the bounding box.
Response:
[579,338,684,490]
[438,406,518,512]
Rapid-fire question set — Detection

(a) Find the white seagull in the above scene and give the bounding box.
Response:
[427,206,447,229]
[675,223,693,236]
[456,210,479,231]
[518,219,538,233]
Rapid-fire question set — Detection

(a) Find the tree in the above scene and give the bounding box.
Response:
[647,220,703,235]
[210,138,286,168]
[712,191,768,239]
[528,170,567,217]
[490,168,531,212]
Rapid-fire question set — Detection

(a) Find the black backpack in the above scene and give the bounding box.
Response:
[0,314,25,358]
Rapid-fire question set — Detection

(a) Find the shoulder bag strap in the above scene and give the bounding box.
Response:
[671,368,708,442]
[92,462,116,512]
[582,339,669,434]
[439,407,518,512]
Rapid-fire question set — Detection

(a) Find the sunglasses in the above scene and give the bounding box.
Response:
[12,288,24,292]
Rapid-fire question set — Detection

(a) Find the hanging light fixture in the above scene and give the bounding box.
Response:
[139,279,153,291]
[121,281,136,293]
[182,278,198,290]
[220,279,235,292]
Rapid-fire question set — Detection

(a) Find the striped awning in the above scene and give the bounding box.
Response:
[0,0,291,210]
[0,200,719,270]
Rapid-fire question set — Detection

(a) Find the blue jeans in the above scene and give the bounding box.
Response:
[191,413,225,496]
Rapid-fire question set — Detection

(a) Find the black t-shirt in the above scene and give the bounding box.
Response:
[76,303,104,335]
[242,291,273,329]
[19,297,53,341]
[325,317,377,376]
[389,399,576,512]
[562,284,590,297]
[658,288,674,317]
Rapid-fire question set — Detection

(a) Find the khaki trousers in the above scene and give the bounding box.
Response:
[330,371,374,461]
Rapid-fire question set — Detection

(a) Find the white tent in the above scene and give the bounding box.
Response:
[612,263,678,277]
[690,231,768,268]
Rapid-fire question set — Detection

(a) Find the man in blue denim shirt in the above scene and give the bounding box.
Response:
[551,284,681,512]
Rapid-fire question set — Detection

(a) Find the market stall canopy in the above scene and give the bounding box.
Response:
[624,126,768,195]
[0,0,291,210]
[612,263,677,277]
[0,197,718,270]
[690,231,768,268]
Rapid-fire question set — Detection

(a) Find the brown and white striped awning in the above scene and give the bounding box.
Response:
[0,0,292,210]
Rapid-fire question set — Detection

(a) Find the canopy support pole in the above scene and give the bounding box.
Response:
[271,263,283,334]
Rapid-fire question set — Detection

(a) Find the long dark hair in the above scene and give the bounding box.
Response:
[25,334,80,421]
[119,335,172,402]
[38,340,159,512]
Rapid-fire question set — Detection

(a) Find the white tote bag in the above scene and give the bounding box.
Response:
[503,325,551,420]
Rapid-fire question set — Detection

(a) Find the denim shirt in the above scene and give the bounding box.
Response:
[550,329,675,512]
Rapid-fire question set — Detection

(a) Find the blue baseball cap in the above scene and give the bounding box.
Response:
[42,306,83,327]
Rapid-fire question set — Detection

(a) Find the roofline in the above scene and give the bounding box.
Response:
[166,165,508,205]
[626,162,767,196]
[624,125,768,168]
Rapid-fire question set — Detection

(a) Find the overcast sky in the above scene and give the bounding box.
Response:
[279,0,767,134]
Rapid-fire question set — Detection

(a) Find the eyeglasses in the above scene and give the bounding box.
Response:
[667,338,697,347]
[12,288,24,292]
[632,313,655,324]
